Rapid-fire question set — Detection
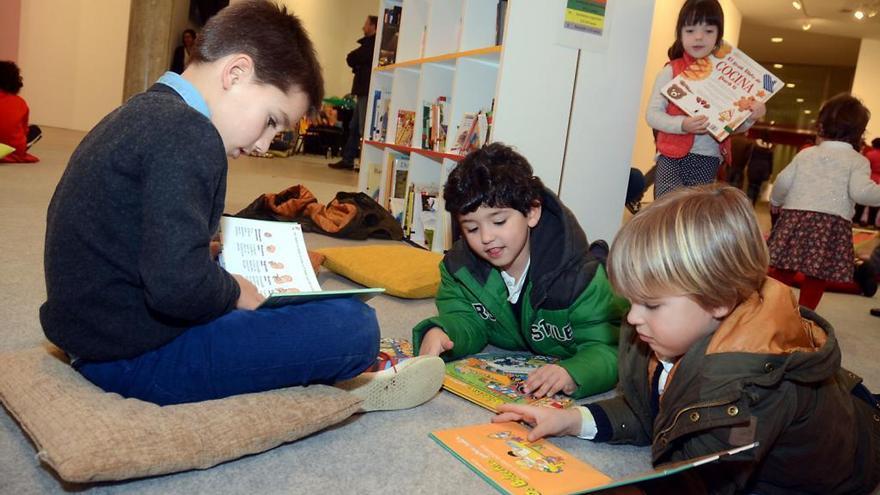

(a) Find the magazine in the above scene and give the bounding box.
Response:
[430,421,758,495]
[443,352,574,412]
[219,217,384,308]
[660,40,784,141]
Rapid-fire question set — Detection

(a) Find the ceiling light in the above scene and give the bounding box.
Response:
[771,37,784,43]
[796,98,804,103]
[802,21,812,30]
[804,110,812,114]
[792,0,802,9]
[855,9,865,19]
[773,63,784,69]
[770,120,776,125]
[869,10,877,17]
[786,83,796,88]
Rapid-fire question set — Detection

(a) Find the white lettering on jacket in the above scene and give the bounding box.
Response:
[472,303,496,321]
[530,319,573,342]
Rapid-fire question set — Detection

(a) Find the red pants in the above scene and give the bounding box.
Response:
[768,268,827,310]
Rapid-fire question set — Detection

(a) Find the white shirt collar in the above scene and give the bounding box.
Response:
[500,258,531,304]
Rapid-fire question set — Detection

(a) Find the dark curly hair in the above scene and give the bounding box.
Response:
[816,93,870,150]
[443,142,545,216]
[0,61,23,94]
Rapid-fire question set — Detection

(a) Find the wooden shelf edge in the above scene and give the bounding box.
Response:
[374,45,502,72]
[364,140,465,162]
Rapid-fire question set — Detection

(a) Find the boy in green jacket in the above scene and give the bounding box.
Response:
[413,143,628,399]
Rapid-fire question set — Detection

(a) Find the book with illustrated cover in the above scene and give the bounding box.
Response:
[395,109,416,146]
[219,217,384,308]
[443,352,574,412]
[430,421,758,495]
[660,40,783,141]
[368,337,415,371]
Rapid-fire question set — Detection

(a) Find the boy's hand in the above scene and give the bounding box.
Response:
[523,364,576,398]
[748,100,767,121]
[233,274,265,310]
[419,327,454,356]
[493,404,583,442]
[210,240,222,261]
[681,115,709,134]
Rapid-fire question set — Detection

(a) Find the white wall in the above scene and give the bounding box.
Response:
[18,0,130,132]
[560,0,656,243]
[279,0,379,99]
[629,0,742,179]
[852,38,880,143]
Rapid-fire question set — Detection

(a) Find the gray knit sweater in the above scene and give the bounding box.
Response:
[41,84,240,361]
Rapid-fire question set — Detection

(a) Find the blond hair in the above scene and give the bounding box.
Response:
[608,184,768,310]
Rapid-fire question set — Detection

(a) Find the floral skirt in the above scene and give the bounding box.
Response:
[768,209,854,282]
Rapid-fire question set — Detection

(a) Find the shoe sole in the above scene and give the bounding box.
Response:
[339,356,445,412]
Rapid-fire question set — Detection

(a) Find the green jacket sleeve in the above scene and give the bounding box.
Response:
[412,263,491,358]
[557,266,629,398]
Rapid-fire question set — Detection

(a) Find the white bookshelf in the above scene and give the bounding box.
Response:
[357,0,652,249]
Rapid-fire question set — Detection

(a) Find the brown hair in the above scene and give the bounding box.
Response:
[608,184,768,311]
[192,0,323,110]
[667,0,724,60]
[816,93,870,151]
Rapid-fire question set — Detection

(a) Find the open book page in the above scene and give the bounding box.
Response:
[218,217,385,308]
[660,40,783,141]
[431,421,758,495]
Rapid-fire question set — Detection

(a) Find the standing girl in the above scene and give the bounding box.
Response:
[647,0,765,198]
[768,93,880,310]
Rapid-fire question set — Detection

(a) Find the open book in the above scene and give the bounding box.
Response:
[443,352,573,412]
[430,421,757,495]
[219,216,384,308]
[660,40,783,141]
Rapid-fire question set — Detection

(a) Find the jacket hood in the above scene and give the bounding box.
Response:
[704,277,839,384]
[443,187,599,309]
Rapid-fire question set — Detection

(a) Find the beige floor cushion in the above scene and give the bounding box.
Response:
[0,345,362,483]
[316,244,443,299]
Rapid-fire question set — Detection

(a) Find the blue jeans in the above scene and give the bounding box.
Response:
[76,298,379,405]
[341,96,368,163]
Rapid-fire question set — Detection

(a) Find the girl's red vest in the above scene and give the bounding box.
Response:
[655,53,731,166]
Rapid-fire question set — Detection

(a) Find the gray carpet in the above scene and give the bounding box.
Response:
[1,127,878,494]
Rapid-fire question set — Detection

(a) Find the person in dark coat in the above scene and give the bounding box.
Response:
[170,29,197,74]
[329,16,377,170]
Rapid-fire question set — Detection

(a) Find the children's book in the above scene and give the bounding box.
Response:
[430,421,758,495]
[443,352,574,412]
[395,109,416,146]
[368,337,414,371]
[219,217,384,308]
[660,40,784,141]
[364,162,384,203]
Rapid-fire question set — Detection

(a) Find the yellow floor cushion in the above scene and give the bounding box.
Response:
[0,345,361,483]
[316,244,443,299]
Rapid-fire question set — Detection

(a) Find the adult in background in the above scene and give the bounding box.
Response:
[854,137,880,226]
[170,29,197,75]
[329,15,377,170]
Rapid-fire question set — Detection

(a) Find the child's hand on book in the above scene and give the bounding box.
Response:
[492,404,582,442]
[419,327,454,356]
[681,115,709,134]
[522,364,576,398]
[748,100,766,121]
[233,274,266,310]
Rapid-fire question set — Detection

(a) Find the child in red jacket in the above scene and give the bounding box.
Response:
[0,61,40,163]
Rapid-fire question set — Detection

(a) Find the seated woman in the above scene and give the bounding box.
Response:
[0,61,40,163]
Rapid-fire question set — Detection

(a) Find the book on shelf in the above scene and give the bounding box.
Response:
[395,109,416,146]
[430,421,758,495]
[418,187,439,250]
[219,217,384,308]
[369,89,391,142]
[495,0,508,45]
[378,6,402,66]
[660,40,784,141]
[364,162,384,203]
[443,352,574,412]
[403,183,416,237]
[420,96,449,152]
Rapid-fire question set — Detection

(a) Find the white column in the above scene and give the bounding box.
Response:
[559,0,656,243]
[852,38,880,142]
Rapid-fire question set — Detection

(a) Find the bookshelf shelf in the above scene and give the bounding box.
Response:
[364,140,466,162]
[374,45,502,72]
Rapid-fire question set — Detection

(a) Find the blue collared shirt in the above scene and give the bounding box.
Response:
[157,71,211,119]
